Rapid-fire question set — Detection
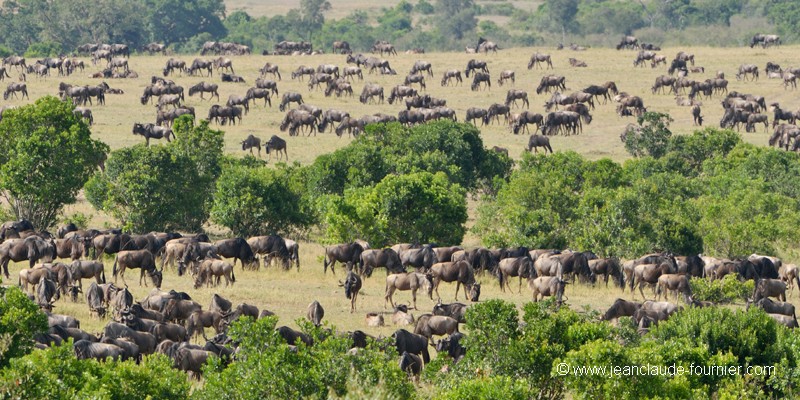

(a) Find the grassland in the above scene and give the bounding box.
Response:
[6,44,800,340]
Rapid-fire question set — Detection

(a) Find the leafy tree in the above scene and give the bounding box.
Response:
[299,0,332,40]
[435,0,477,41]
[146,0,227,46]
[85,117,223,232]
[622,112,674,159]
[547,0,579,40]
[324,171,467,246]
[0,286,47,368]
[210,161,313,237]
[0,96,108,230]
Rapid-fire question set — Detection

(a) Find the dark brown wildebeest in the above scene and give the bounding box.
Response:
[387,85,417,104]
[226,94,250,115]
[651,75,677,95]
[692,104,703,126]
[213,238,257,270]
[143,42,166,55]
[432,301,468,324]
[736,64,759,81]
[430,260,477,302]
[186,310,225,341]
[616,36,639,50]
[464,59,488,77]
[483,103,509,125]
[748,297,797,322]
[470,72,490,91]
[291,65,315,81]
[102,321,156,355]
[371,41,397,56]
[441,69,463,86]
[55,236,86,261]
[74,339,126,361]
[342,66,362,81]
[247,235,291,270]
[465,107,488,126]
[188,81,219,101]
[404,73,426,91]
[529,276,568,304]
[399,351,423,377]
[318,109,350,132]
[400,244,438,272]
[414,314,458,344]
[385,272,433,310]
[69,260,105,290]
[588,257,623,288]
[527,52,553,69]
[361,248,404,277]
[264,135,288,161]
[753,278,787,302]
[359,83,384,104]
[601,298,642,321]
[324,242,364,274]
[333,40,351,54]
[3,55,26,71]
[526,134,553,154]
[259,62,281,80]
[630,263,672,299]
[246,87,272,108]
[341,270,362,313]
[112,250,162,288]
[511,111,543,134]
[497,256,534,293]
[714,259,760,281]
[307,300,324,326]
[163,58,186,76]
[255,78,279,96]
[278,91,304,112]
[1,236,56,279]
[392,329,430,364]
[240,134,261,156]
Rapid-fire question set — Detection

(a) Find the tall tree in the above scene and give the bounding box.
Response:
[0,96,107,230]
[299,0,331,41]
[547,0,579,42]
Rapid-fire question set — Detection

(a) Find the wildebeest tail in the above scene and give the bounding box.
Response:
[496,267,505,291]
[101,269,106,284]
[231,267,236,283]
[112,255,118,278]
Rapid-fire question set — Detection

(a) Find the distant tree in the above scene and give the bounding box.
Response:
[299,0,331,40]
[0,97,107,230]
[547,0,579,41]
[436,0,477,41]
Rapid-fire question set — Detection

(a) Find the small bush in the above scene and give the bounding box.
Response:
[689,275,753,304]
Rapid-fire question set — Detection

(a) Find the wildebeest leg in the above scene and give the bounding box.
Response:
[140,268,147,287]
[411,286,418,310]
[434,278,442,302]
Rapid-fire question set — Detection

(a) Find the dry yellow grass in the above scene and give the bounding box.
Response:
[6,44,800,339]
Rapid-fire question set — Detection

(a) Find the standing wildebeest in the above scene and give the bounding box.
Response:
[246,235,291,270]
[470,72,491,91]
[536,75,566,95]
[616,36,639,50]
[194,259,235,288]
[3,82,28,100]
[630,263,673,299]
[69,260,105,289]
[278,92,304,111]
[404,73,426,91]
[400,245,438,272]
[505,89,529,108]
[74,339,126,361]
[410,60,433,77]
[265,135,288,161]
[332,40,351,54]
[307,300,324,326]
[259,62,281,80]
[255,78,279,96]
[589,258,623,288]
[753,278,787,302]
[529,276,568,304]
[246,87,272,108]
[441,69,463,86]
[430,260,477,302]
[342,66,362,81]
[497,257,534,293]
[736,64,759,81]
[240,134,261,156]
[512,111,543,134]
[341,270,362,313]
[324,242,364,274]
[414,314,459,344]
[751,34,781,48]
[318,109,350,132]
[527,52,553,69]
[361,248,404,277]
[1,236,56,279]
[112,250,162,288]
[656,274,692,301]
[483,103,510,125]
[497,70,515,86]
[213,238,257,269]
[601,298,642,321]
[392,329,430,364]
[3,56,26,71]
[162,58,186,76]
[359,83,384,104]
[132,123,173,146]
[464,59,488,77]
[385,272,434,310]
[143,42,166,55]
[188,82,219,101]
[465,107,488,126]
[387,85,417,104]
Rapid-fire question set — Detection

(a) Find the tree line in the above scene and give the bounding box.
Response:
[2,0,800,58]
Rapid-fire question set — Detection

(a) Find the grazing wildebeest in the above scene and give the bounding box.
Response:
[464,59,488,77]
[470,72,490,91]
[601,298,642,321]
[529,276,568,304]
[188,58,213,76]
[387,85,417,104]
[751,33,781,48]
[278,91,304,112]
[385,272,433,310]
[497,257,535,293]
[112,250,162,288]
[616,35,639,50]
[655,274,692,301]
[536,75,566,95]
[1,236,56,279]
[527,52,553,69]
[324,242,364,274]
[359,83,384,104]
[3,82,28,100]
[318,109,350,132]
[410,60,433,77]
[527,134,553,154]
[441,69,463,86]
[505,89,529,108]
[240,134,261,156]
[511,111,544,134]
[332,40,351,54]
[430,260,476,302]
[630,263,673,299]
[162,58,186,76]
[497,69,515,86]
[588,258,624,288]
[226,94,250,115]
[342,66,362,81]
[194,259,235,289]
[464,107,488,126]
[404,73,426,91]
[436,332,466,362]
[736,64,759,81]
[188,82,219,101]
[753,278,787,302]
[483,103,509,125]
[74,339,126,361]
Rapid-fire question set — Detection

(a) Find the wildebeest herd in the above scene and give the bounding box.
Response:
[5,34,800,380]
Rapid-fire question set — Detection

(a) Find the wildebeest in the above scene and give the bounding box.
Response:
[341,270,362,313]
[387,85,417,104]
[276,325,313,346]
[226,94,250,115]
[430,260,477,302]
[188,81,219,101]
[736,64,759,81]
[0,236,56,279]
[436,332,466,362]
[504,89,529,108]
[414,314,458,344]
[391,329,430,363]
[3,82,28,100]
[616,35,639,50]
[529,276,568,304]
[212,238,257,269]
[361,248,404,277]
[194,259,236,289]
[278,92,304,112]
[497,256,534,293]
[333,40,351,54]
[132,122,174,146]
[307,300,324,326]
[470,72,490,91]
[240,134,261,156]
[385,272,433,310]
[464,59,488,78]
[527,52,553,69]
[324,242,364,274]
[432,301,468,324]
[69,260,105,290]
[410,60,433,77]
[655,274,691,301]
[751,34,781,48]
[441,69,463,86]
[73,107,93,125]
[588,258,623,288]
[601,298,642,321]
[359,83,384,104]
[74,339,126,361]
[536,75,566,94]
[112,250,162,288]
[753,278,787,302]
[188,58,213,76]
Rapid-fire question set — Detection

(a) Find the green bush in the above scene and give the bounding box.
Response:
[689,275,754,304]
[0,286,47,368]
[24,42,62,58]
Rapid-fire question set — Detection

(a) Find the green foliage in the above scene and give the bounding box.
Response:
[85,117,224,232]
[196,316,413,400]
[324,171,467,246]
[435,376,532,400]
[689,275,754,304]
[623,112,674,159]
[0,96,108,230]
[210,161,312,237]
[24,41,62,57]
[0,343,190,399]
[60,211,92,230]
[0,286,47,368]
